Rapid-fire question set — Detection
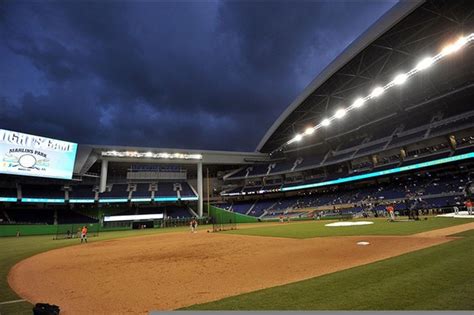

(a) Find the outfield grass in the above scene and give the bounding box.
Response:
[225,217,473,239]
[184,229,474,310]
[0,226,202,315]
[1,218,472,314]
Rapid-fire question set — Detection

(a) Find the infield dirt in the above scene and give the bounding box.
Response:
[8,222,474,314]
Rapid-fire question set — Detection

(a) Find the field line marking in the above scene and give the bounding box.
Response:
[0,299,27,305]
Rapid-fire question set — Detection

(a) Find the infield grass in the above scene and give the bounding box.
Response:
[185,228,474,310]
[224,217,473,238]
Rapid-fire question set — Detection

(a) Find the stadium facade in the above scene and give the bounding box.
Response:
[1,0,473,229]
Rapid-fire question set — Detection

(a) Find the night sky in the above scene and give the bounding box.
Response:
[0,1,395,152]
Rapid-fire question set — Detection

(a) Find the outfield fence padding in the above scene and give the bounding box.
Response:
[0,223,128,237]
[209,205,258,231]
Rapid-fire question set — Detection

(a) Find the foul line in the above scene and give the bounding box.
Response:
[0,299,27,305]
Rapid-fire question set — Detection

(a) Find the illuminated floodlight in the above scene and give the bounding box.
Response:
[371,86,384,97]
[455,36,469,48]
[321,118,331,127]
[293,134,303,142]
[416,57,434,71]
[441,36,468,56]
[283,32,474,150]
[441,44,457,56]
[334,108,347,119]
[101,150,202,160]
[305,127,315,135]
[352,98,365,108]
[393,73,408,85]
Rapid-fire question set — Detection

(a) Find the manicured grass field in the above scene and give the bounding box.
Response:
[185,229,474,310]
[0,218,472,314]
[0,226,201,315]
[225,217,473,238]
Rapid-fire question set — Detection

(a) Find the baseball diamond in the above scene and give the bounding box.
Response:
[1,0,474,314]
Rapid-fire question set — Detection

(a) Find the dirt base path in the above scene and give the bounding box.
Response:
[8,225,470,314]
[412,221,474,237]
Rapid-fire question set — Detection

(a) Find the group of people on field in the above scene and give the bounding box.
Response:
[385,198,473,221]
[453,199,473,215]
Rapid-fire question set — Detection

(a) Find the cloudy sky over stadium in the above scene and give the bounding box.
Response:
[0,1,396,151]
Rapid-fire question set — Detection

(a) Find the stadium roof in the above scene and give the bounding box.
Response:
[257,0,474,153]
[74,144,268,176]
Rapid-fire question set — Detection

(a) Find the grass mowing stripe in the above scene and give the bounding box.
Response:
[224,217,473,239]
[184,230,474,310]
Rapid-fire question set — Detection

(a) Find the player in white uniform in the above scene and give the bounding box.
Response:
[190,218,198,233]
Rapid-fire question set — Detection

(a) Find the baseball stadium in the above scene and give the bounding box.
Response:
[1,0,474,314]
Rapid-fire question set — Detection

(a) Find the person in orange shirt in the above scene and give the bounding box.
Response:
[80,226,88,243]
[465,199,473,215]
[386,204,395,221]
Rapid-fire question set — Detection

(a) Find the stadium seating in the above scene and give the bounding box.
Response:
[249,200,276,216]
[57,210,98,224]
[261,183,282,192]
[242,186,261,193]
[388,130,427,147]
[294,151,328,170]
[156,182,177,197]
[231,202,252,214]
[430,113,474,137]
[132,183,152,199]
[5,209,55,224]
[164,205,192,218]
[219,167,471,218]
[0,187,17,200]
[180,182,196,198]
[99,184,129,200]
[22,185,65,200]
[356,141,388,156]
[224,113,471,181]
[69,185,96,200]
[248,164,270,176]
[270,160,296,174]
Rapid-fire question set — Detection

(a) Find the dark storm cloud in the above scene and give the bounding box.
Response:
[0,0,396,151]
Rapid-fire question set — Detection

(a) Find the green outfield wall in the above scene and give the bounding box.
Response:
[0,223,129,237]
[209,205,258,223]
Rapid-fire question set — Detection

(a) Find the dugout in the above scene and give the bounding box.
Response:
[132,221,154,229]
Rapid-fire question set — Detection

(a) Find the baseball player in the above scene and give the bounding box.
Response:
[453,205,459,216]
[190,218,198,233]
[465,199,473,215]
[386,204,395,221]
[80,226,88,243]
